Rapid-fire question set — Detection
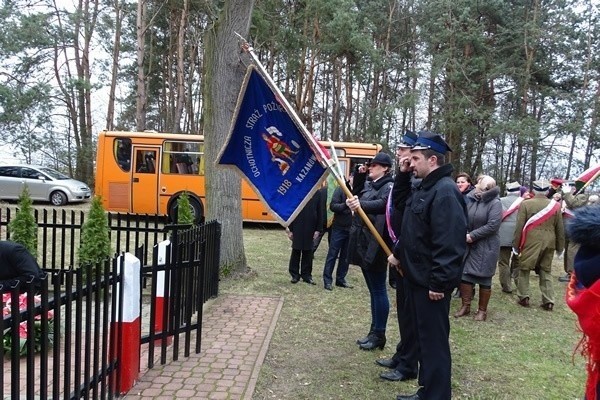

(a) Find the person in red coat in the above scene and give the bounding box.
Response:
[565,204,600,400]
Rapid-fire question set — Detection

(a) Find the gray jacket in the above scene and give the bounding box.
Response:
[463,187,502,278]
[498,193,521,247]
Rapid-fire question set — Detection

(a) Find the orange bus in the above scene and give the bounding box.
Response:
[94,130,382,222]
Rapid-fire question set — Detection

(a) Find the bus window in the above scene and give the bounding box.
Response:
[114,138,132,172]
[135,150,157,173]
[163,140,203,175]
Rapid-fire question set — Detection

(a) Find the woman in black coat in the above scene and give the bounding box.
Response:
[346,152,394,350]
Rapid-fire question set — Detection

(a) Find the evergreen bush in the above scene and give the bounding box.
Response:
[78,196,111,270]
[176,191,194,225]
[8,186,38,258]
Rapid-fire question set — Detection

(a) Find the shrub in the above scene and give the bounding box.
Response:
[177,191,194,225]
[8,186,38,258]
[78,196,111,268]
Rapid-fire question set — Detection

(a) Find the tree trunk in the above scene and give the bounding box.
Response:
[136,0,148,131]
[203,0,254,273]
[106,0,124,131]
[172,0,189,134]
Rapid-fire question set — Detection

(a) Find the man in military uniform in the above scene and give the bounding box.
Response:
[513,180,565,310]
[497,181,523,293]
[559,184,590,282]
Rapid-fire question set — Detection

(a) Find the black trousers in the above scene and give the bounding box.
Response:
[288,249,314,281]
[406,281,452,400]
[391,275,419,376]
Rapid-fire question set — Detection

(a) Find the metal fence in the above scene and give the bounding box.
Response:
[1,209,221,398]
[0,208,173,269]
[1,258,123,399]
[142,221,221,368]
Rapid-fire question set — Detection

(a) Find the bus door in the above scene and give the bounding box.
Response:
[132,147,160,214]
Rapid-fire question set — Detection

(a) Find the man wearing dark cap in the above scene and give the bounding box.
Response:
[512,180,564,310]
[375,130,419,382]
[497,181,523,293]
[388,131,467,400]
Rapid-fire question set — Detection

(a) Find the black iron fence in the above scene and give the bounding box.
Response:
[0,208,172,269]
[1,258,123,399]
[0,208,221,398]
[142,221,221,368]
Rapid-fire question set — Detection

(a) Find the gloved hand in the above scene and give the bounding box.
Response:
[561,182,571,194]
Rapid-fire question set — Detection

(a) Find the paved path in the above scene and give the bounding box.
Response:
[124,295,284,400]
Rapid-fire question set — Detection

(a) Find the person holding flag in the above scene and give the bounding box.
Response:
[559,182,590,282]
[346,151,395,351]
[512,180,565,309]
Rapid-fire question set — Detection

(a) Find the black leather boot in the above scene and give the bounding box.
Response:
[359,332,386,350]
[356,326,375,345]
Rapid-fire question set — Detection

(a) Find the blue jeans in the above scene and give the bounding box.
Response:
[322,227,349,286]
[361,267,389,333]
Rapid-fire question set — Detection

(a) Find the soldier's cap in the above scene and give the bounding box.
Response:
[532,180,550,192]
[397,130,418,149]
[506,181,521,192]
[411,131,452,154]
[366,152,393,167]
[550,178,564,186]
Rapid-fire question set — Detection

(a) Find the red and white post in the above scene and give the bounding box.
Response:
[110,253,141,395]
[154,239,172,345]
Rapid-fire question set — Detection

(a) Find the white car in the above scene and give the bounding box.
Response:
[0,165,91,206]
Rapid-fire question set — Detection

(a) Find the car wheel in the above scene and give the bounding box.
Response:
[50,191,67,206]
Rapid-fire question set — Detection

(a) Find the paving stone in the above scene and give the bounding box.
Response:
[124,295,283,399]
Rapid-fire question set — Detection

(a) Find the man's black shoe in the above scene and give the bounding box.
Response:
[335,281,353,288]
[558,273,571,283]
[324,284,333,291]
[375,358,398,369]
[290,277,300,284]
[304,279,317,285]
[380,370,417,382]
[396,393,421,400]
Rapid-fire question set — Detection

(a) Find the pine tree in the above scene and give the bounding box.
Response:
[8,186,38,258]
[78,196,112,269]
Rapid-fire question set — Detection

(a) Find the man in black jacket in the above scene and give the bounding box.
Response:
[322,175,354,290]
[0,241,44,289]
[376,130,419,382]
[388,131,467,400]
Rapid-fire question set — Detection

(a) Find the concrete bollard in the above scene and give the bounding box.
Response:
[110,252,141,395]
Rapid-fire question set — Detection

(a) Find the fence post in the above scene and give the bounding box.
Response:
[111,253,141,395]
[154,239,172,346]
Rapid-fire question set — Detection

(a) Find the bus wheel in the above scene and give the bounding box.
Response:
[169,197,204,224]
[188,198,204,224]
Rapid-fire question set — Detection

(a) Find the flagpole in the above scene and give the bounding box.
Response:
[236,34,393,257]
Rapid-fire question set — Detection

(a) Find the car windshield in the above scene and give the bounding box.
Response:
[39,167,69,180]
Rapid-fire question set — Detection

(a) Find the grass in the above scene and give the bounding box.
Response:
[220,224,587,400]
